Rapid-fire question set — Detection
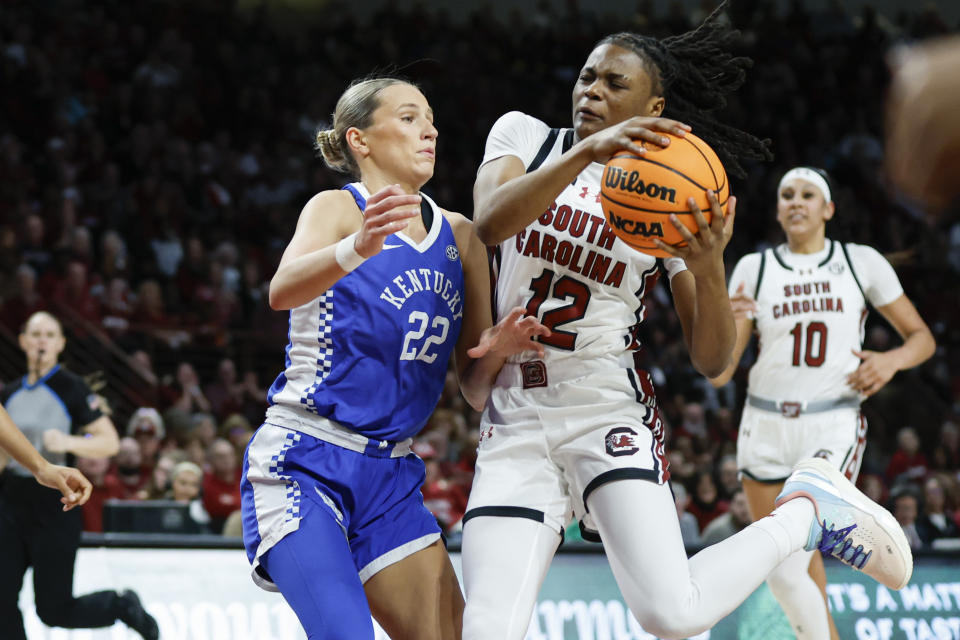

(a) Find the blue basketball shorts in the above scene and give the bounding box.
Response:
[240,421,441,590]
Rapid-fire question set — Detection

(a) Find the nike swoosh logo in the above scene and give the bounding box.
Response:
[382,244,403,250]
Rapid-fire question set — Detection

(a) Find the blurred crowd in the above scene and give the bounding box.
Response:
[0,0,958,547]
[73,386,257,535]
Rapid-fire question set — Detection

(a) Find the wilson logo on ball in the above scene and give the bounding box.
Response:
[599,132,729,258]
[606,213,665,238]
[603,167,677,203]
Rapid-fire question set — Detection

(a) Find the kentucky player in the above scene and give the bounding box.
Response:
[240,77,547,640]
[710,166,935,639]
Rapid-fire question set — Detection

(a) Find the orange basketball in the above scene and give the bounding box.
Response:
[600,132,729,258]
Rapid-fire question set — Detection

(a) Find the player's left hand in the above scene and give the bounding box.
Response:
[467,306,551,360]
[654,191,736,280]
[42,429,70,453]
[847,349,899,397]
[34,462,93,511]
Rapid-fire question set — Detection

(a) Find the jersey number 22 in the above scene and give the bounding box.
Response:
[400,311,450,364]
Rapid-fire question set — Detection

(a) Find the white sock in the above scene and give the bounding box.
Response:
[751,498,816,561]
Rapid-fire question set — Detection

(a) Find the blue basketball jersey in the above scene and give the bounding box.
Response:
[267,183,464,441]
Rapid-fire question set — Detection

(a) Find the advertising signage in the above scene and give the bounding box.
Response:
[19,548,959,639]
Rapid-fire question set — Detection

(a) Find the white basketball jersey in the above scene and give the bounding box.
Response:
[728,240,904,401]
[482,112,687,371]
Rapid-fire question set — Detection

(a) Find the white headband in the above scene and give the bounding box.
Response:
[778,167,831,203]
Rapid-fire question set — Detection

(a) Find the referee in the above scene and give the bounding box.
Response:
[0,311,159,640]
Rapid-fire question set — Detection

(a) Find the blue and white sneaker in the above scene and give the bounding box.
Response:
[775,457,913,590]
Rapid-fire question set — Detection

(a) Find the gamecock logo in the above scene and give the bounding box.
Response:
[605,427,640,457]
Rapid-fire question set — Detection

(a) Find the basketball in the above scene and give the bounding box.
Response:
[600,132,729,258]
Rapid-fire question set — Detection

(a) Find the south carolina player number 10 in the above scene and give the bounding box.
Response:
[789,321,827,367]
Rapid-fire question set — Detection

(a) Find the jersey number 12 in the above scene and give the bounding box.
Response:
[525,269,591,350]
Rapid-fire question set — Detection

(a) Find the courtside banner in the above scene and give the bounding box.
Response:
[19,549,960,639]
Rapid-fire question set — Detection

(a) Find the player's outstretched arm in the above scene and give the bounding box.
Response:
[460,307,551,412]
[451,217,549,411]
[846,295,935,397]
[0,403,92,510]
[33,464,93,511]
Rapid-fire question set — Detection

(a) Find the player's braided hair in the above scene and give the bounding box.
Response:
[598,2,772,178]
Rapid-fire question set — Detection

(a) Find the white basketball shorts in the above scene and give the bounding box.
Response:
[463,363,668,541]
[736,404,867,484]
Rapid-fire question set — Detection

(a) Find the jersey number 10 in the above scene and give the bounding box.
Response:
[400,311,450,364]
[789,321,827,367]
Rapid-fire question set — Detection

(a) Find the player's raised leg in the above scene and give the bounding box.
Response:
[589,457,912,640]
[590,478,812,639]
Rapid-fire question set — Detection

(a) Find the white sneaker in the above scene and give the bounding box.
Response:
[775,457,913,590]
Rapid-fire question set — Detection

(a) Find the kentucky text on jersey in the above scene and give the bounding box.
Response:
[773,281,845,318]
[513,201,627,288]
[379,268,464,320]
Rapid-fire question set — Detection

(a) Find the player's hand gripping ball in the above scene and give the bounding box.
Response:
[600,132,729,258]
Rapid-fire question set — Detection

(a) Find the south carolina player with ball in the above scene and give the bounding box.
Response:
[460,7,916,640]
[709,166,935,639]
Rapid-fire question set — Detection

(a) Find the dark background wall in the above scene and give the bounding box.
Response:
[237,0,960,27]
